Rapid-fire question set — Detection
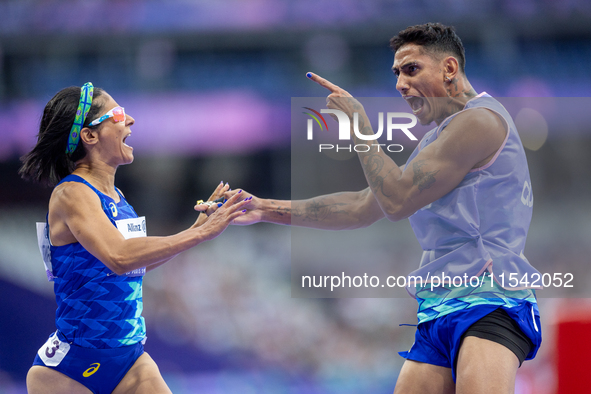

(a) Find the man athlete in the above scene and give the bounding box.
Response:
[227,23,541,393]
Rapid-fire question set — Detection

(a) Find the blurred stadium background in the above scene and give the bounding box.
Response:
[1,1,590,393]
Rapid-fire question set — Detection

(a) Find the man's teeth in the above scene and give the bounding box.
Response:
[412,98,423,110]
[408,97,424,114]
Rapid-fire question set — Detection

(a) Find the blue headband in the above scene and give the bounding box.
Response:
[66,82,94,154]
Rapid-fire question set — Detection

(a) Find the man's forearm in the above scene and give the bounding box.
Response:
[259,190,382,230]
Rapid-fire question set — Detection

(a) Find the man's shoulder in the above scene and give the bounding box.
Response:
[446,107,506,141]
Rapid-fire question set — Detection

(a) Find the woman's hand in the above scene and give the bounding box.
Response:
[192,182,229,228]
[198,190,251,240]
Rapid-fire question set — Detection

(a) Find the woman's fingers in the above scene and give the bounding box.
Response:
[207,181,228,200]
[195,181,230,213]
[194,200,223,216]
[194,202,209,212]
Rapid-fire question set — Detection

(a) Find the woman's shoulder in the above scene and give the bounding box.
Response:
[50,179,101,213]
[48,178,105,246]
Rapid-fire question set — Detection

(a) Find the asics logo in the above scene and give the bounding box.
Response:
[109,202,118,217]
[83,363,100,377]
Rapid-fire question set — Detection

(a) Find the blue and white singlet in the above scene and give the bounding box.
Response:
[41,175,147,348]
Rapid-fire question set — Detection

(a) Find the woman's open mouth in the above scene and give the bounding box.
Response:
[123,133,132,148]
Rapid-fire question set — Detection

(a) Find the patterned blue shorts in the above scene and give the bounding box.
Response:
[33,331,144,394]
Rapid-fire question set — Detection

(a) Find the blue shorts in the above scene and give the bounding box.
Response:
[33,331,144,394]
[399,302,542,382]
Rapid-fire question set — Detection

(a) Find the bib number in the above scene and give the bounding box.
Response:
[115,217,147,240]
[36,217,148,279]
[115,217,147,277]
[36,222,55,281]
[38,332,70,367]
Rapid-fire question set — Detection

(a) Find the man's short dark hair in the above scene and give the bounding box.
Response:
[390,23,466,73]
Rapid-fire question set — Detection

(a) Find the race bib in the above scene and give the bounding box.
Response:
[36,218,147,279]
[115,217,147,240]
[115,217,147,277]
[38,332,70,367]
[36,222,55,281]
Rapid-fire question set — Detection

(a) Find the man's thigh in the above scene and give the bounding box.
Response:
[455,336,519,394]
[393,360,455,394]
[112,352,172,394]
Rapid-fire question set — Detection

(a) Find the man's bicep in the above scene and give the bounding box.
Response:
[394,110,505,217]
[397,146,469,214]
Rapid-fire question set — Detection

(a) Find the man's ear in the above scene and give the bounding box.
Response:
[443,56,460,81]
[79,126,99,148]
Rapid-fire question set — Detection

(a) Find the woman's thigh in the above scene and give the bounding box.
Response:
[27,366,92,394]
[112,352,172,394]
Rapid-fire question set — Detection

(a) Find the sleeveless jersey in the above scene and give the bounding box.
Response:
[48,175,146,348]
[403,93,540,323]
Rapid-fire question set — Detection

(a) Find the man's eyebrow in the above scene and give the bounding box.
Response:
[392,61,418,74]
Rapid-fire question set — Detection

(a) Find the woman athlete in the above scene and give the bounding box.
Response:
[20,83,250,393]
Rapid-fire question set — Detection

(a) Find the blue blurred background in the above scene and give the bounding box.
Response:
[1,1,590,393]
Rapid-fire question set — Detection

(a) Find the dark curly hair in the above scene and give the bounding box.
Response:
[19,85,106,186]
[390,23,466,73]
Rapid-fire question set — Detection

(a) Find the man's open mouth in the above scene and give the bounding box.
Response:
[406,96,425,115]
